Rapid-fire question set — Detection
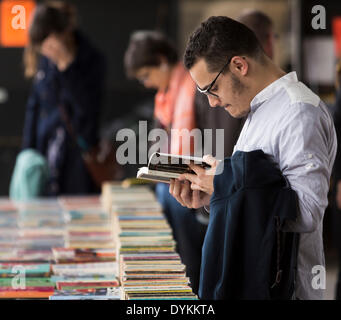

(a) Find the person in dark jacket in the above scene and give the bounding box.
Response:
[199,150,298,300]
[22,1,106,195]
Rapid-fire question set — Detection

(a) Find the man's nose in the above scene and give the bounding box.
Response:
[207,95,220,108]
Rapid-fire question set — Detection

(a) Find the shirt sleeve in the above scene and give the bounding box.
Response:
[277,102,337,233]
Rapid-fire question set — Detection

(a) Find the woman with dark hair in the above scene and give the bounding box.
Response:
[124,31,207,295]
[22,1,106,195]
[125,30,198,155]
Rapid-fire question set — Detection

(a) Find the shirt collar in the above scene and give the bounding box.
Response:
[250,71,298,112]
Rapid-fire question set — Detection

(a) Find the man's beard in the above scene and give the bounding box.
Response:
[219,73,249,119]
[217,73,247,109]
[231,72,247,95]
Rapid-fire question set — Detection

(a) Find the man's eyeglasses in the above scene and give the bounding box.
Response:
[197,57,232,98]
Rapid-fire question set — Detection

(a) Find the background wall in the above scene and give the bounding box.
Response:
[178,0,291,70]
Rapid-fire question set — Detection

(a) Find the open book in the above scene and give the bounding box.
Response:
[136,152,211,183]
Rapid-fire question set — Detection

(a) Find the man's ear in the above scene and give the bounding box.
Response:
[230,56,248,76]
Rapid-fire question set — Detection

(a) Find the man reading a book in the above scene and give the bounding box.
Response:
[169,16,337,300]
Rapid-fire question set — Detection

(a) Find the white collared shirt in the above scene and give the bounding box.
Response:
[234,72,337,300]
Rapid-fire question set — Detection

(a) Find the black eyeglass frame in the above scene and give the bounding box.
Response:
[196,57,233,98]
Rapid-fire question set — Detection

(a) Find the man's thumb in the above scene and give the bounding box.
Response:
[203,154,216,166]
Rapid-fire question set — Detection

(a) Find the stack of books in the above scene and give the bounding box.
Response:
[0,197,121,300]
[49,252,121,300]
[107,185,198,300]
[16,200,66,249]
[0,199,64,299]
[0,181,199,300]
[0,263,55,299]
[59,196,115,249]
[49,196,121,300]
[102,182,158,213]
[119,252,196,300]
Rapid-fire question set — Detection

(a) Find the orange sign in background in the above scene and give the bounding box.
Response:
[0,0,35,47]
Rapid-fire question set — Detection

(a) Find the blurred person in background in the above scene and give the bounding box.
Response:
[22,1,106,195]
[332,58,341,299]
[124,31,207,294]
[237,9,276,60]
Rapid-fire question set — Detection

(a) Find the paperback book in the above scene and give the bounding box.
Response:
[136,152,211,183]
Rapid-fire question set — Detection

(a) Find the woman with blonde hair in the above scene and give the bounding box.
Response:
[22,1,106,195]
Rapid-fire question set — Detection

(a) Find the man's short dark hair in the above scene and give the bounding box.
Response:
[237,10,273,46]
[184,16,265,73]
[124,31,178,78]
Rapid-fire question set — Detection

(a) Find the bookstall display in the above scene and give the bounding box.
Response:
[0,183,197,300]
